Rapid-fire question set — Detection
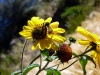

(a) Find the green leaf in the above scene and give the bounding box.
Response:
[72,52,78,57]
[46,68,61,75]
[84,55,96,68]
[79,56,87,75]
[22,64,40,75]
[41,49,49,57]
[11,70,21,75]
[46,56,57,62]
[41,49,58,62]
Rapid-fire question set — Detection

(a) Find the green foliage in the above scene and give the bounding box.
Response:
[46,55,58,62]
[61,6,83,18]
[41,49,57,62]
[22,64,40,75]
[11,64,40,75]
[61,0,95,33]
[72,52,78,57]
[69,36,76,43]
[79,55,96,75]
[0,54,20,75]
[46,68,61,75]
[83,55,96,68]
[79,56,88,75]
[41,49,49,57]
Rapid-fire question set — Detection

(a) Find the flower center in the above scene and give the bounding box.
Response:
[32,26,47,40]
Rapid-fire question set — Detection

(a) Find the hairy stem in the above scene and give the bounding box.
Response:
[21,39,27,73]
[36,61,49,75]
[60,58,80,71]
[72,47,93,59]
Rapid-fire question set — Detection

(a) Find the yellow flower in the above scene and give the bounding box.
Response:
[19,17,66,50]
[76,27,100,45]
[76,27,100,67]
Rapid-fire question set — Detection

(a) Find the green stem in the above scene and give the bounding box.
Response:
[36,61,49,75]
[46,62,61,69]
[60,58,80,71]
[56,64,60,69]
[72,47,93,59]
[39,54,42,70]
[21,39,27,73]
[84,45,90,52]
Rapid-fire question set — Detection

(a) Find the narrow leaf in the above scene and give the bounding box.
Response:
[72,52,78,57]
[46,68,61,75]
[22,64,40,75]
[79,56,87,75]
[84,55,96,68]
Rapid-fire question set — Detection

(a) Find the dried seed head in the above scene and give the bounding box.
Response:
[57,43,72,63]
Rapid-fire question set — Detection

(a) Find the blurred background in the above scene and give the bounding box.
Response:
[0,0,100,75]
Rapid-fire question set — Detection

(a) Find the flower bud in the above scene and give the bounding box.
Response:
[49,49,55,56]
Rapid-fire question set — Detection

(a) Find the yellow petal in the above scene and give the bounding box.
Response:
[78,40,90,45]
[27,20,34,27]
[45,17,52,23]
[23,26,32,30]
[38,41,46,50]
[51,42,58,50]
[77,27,100,45]
[52,28,65,33]
[38,19,44,25]
[50,22,59,28]
[52,34,66,43]
[96,45,100,54]
[31,17,39,25]
[91,34,100,44]
[31,41,38,50]
[76,27,92,40]
[90,50,97,62]
[31,17,39,22]
[19,31,32,38]
[97,54,100,68]
[38,39,51,50]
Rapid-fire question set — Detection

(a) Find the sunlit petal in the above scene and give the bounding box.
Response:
[78,40,90,45]
[31,41,38,50]
[45,17,52,23]
[52,28,65,33]
[97,54,100,67]
[76,27,92,40]
[50,22,59,28]
[52,34,66,43]
[51,42,58,50]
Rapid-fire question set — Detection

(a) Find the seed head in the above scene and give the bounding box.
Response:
[57,44,72,63]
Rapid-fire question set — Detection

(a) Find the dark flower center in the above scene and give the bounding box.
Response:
[32,25,47,40]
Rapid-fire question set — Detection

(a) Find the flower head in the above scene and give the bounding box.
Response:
[19,17,66,50]
[57,43,72,63]
[76,27,100,67]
